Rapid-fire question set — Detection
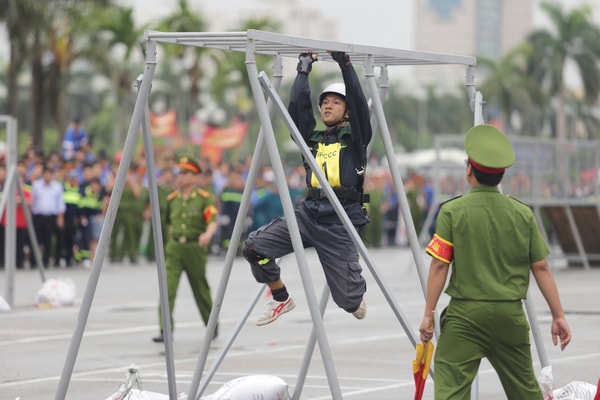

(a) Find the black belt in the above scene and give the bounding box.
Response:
[306,187,369,203]
[172,235,198,244]
[453,298,521,303]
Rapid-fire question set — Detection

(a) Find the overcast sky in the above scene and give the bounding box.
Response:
[121,0,600,52]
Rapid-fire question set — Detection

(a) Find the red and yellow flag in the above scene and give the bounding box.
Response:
[412,341,434,400]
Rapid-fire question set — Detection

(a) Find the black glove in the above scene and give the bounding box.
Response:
[331,51,351,68]
[297,52,317,74]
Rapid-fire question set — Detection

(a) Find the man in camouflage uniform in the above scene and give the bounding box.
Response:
[152,156,219,343]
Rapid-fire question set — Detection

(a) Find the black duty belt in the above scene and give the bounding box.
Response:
[306,187,369,203]
[172,235,198,244]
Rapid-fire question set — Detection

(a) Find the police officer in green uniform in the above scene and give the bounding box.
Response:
[419,124,572,399]
[110,164,143,264]
[152,156,219,343]
[146,167,174,262]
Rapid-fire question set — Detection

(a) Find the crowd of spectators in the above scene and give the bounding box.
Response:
[0,121,441,270]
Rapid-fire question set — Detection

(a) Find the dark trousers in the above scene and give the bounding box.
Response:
[58,218,78,265]
[244,205,366,313]
[33,214,58,267]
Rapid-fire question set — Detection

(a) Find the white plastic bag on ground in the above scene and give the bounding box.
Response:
[0,295,11,312]
[104,365,187,400]
[200,375,290,400]
[538,365,554,400]
[553,381,597,400]
[34,278,76,308]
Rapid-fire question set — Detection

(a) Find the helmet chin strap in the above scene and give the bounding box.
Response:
[325,114,350,129]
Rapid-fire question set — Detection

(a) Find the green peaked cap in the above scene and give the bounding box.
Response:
[464,124,515,169]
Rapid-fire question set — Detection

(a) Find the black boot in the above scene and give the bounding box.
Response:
[152,330,164,343]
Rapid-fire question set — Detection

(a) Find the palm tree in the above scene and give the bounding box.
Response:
[0,0,37,121]
[155,0,207,123]
[1,0,49,149]
[477,43,545,134]
[79,5,146,146]
[1,0,113,151]
[526,1,600,193]
[208,17,281,118]
[207,17,281,159]
[527,1,600,137]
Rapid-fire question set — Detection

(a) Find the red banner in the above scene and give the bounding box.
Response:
[201,119,248,149]
[150,110,177,138]
[196,118,249,164]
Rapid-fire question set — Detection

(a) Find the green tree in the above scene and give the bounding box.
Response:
[155,0,207,123]
[1,0,49,149]
[210,18,281,113]
[526,2,600,137]
[1,0,113,152]
[477,43,544,134]
[207,18,281,161]
[79,5,146,147]
[0,0,40,121]
[526,1,600,192]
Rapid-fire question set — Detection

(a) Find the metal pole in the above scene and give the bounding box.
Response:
[54,40,158,400]
[367,66,389,155]
[196,285,266,397]
[564,205,590,269]
[250,63,343,398]
[524,296,550,367]
[138,70,179,400]
[292,284,331,400]
[5,116,17,305]
[188,55,284,399]
[258,71,423,352]
[0,117,16,302]
[15,178,46,281]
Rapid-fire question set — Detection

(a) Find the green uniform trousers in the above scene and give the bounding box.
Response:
[158,240,213,330]
[110,210,141,262]
[434,299,543,400]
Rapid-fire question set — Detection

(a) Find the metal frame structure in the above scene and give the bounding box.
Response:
[0,115,18,305]
[0,116,46,308]
[54,30,546,399]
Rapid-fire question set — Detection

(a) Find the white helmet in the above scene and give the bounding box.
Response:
[318,82,346,107]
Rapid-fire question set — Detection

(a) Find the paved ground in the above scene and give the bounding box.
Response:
[1,247,599,399]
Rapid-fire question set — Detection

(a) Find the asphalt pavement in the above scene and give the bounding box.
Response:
[1,247,599,399]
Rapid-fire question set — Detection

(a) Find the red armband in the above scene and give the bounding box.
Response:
[203,205,218,223]
[426,234,453,264]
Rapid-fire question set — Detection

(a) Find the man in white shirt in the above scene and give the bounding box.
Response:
[31,166,66,268]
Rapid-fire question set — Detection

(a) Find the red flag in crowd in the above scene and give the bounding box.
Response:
[149,110,178,138]
[199,118,248,164]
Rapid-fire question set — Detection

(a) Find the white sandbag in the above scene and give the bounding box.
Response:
[553,381,597,400]
[201,375,290,400]
[0,295,10,312]
[105,389,169,400]
[34,278,76,308]
[104,365,187,400]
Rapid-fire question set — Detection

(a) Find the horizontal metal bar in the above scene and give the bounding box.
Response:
[144,29,476,68]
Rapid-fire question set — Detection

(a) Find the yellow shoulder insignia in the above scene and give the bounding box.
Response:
[167,190,179,201]
[197,188,210,198]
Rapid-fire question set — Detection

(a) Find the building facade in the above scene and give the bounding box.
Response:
[415,0,534,91]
